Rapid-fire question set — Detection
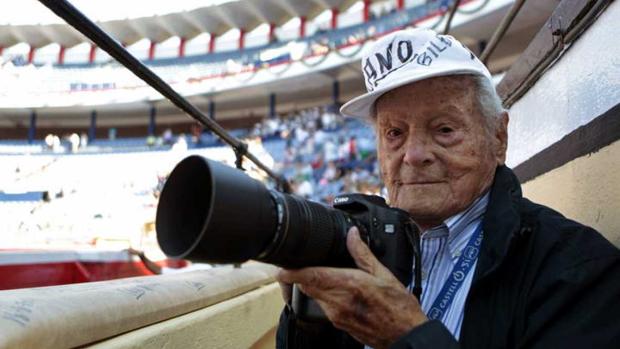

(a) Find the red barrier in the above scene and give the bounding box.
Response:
[0,261,155,290]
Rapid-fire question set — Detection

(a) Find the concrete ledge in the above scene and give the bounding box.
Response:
[87,283,284,349]
[0,263,278,348]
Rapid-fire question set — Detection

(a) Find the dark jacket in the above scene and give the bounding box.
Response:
[276,166,620,348]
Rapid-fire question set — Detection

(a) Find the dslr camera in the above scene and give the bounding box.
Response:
[156,155,421,322]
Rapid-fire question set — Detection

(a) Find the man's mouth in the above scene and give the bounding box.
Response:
[396,180,443,186]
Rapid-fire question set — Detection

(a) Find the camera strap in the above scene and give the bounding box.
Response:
[427,222,483,321]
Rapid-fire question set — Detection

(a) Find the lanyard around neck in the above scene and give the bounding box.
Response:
[427,222,484,321]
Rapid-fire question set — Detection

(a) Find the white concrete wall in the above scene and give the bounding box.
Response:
[506,1,620,168]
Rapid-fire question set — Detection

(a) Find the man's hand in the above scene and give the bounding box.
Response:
[277,227,427,349]
[278,281,292,303]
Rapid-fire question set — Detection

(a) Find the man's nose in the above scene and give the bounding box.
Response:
[403,136,435,166]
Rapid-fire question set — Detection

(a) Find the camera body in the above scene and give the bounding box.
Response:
[292,193,420,322]
[155,155,422,324]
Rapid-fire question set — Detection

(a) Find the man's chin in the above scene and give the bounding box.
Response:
[393,192,452,225]
[394,186,447,206]
[395,203,448,220]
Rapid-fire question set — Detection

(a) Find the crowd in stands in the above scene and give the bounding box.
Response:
[3,104,383,201]
[1,104,382,251]
[44,132,88,153]
[250,106,383,204]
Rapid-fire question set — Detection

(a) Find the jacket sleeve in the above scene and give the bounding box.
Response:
[521,252,620,348]
[389,320,460,349]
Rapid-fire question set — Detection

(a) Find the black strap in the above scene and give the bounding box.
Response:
[233,142,248,171]
[286,305,298,348]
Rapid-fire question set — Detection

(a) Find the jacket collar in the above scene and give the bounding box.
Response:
[473,165,523,282]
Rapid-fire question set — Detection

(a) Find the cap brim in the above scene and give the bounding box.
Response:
[340,68,489,119]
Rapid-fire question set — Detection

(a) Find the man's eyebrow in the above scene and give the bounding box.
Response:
[376,118,403,127]
[433,105,463,115]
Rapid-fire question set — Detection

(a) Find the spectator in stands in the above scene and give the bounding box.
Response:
[172,134,188,151]
[295,125,309,144]
[162,128,174,145]
[44,134,55,151]
[145,134,156,147]
[108,128,117,140]
[320,161,338,183]
[321,110,335,131]
[68,133,80,153]
[292,177,314,199]
[190,124,203,145]
[80,132,88,149]
[348,135,358,161]
[283,146,295,166]
[337,136,349,162]
[276,28,620,348]
[323,137,338,163]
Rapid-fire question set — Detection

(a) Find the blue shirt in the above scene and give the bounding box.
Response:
[411,192,489,339]
[364,194,489,349]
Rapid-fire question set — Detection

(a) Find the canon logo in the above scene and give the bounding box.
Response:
[333,197,349,204]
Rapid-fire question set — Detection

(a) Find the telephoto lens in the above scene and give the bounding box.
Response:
[156,155,356,268]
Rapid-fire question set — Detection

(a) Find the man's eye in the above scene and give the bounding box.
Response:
[386,129,402,139]
[438,126,454,134]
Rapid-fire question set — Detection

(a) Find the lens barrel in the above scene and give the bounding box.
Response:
[156,155,278,263]
[260,192,351,268]
[156,155,352,268]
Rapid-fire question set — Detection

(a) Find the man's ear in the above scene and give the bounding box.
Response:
[494,112,509,165]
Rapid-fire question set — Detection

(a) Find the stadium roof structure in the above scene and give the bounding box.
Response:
[0,0,562,133]
[0,0,360,49]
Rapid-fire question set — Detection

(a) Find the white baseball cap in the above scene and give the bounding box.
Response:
[340,28,492,119]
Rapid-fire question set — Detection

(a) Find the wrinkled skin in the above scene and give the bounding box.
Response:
[277,76,509,348]
[279,227,426,349]
[376,76,508,230]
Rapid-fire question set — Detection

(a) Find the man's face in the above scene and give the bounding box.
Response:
[375,76,508,229]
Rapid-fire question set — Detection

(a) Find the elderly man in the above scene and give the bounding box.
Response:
[275,28,620,348]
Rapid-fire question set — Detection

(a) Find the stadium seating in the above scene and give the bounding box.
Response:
[0,1,452,98]
[1,107,380,249]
